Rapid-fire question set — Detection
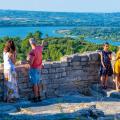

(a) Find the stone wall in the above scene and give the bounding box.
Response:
[0,52,100,100]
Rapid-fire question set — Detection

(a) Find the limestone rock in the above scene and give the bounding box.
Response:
[0,104,18,114]
[110,92,120,99]
[89,84,107,98]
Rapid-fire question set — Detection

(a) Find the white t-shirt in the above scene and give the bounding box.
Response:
[3,52,15,70]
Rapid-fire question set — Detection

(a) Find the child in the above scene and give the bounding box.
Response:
[114,47,120,91]
[99,42,113,89]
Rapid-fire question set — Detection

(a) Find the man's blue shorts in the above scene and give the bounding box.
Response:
[29,68,41,85]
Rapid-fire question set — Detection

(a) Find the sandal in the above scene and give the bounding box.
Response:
[7,99,16,103]
[31,97,38,103]
[104,86,107,89]
[37,96,42,102]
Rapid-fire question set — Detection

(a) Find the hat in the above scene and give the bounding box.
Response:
[29,38,36,44]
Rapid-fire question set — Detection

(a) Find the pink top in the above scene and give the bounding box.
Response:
[29,46,43,69]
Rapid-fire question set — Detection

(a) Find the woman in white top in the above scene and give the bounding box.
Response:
[3,40,19,102]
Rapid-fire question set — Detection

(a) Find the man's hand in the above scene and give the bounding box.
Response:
[25,64,30,69]
[41,64,44,69]
[41,40,48,47]
[26,54,35,65]
[26,56,31,65]
[27,56,30,62]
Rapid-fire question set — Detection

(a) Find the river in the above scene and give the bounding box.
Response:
[0,26,120,46]
[0,26,74,39]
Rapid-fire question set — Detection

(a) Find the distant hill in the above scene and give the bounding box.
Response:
[0,10,120,27]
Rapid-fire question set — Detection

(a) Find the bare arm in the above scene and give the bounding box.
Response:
[99,52,106,68]
[109,54,112,61]
[30,56,34,65]
[8,52,16,64]
[27,54,35,66]
[41,40,48,48]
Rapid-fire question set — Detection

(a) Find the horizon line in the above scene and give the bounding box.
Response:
[0,9,120,14]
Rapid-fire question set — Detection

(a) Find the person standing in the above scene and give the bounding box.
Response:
[114,47,120,91]
[99,42,113,89]
[27,38,44,102]
[3,40,19,102]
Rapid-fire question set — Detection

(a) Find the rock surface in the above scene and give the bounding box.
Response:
[0,104,18,114]
[110,92,120,99]
[0,94,120,120]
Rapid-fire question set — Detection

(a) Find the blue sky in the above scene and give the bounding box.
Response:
[0,0,120,12]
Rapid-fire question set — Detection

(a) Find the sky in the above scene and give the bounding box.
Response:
[0,0,120,13]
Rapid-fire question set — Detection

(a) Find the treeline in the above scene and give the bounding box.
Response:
[67,27,120,41]
[1,10,120,27]
[0,31,118,63]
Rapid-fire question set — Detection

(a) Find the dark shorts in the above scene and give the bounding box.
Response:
[100,65,113,77]
[29,68,41,85]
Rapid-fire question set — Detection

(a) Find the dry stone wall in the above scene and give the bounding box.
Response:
[0,52,100,100]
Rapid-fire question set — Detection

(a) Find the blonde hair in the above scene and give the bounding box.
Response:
[116,48,120,60]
